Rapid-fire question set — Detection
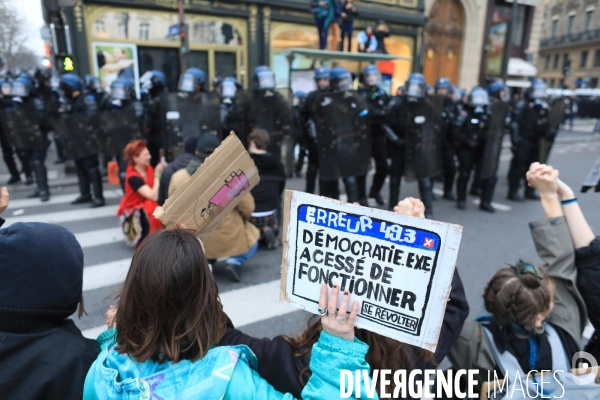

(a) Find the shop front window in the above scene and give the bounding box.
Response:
[139,23,149,40]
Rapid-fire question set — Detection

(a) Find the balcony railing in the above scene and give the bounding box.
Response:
[540,29,600,46]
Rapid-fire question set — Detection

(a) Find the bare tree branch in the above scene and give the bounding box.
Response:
[0,0,29,70]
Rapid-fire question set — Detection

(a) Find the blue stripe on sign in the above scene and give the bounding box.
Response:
[298,205,440,251]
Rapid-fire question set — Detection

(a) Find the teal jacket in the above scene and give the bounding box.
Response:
[84,328,379,400]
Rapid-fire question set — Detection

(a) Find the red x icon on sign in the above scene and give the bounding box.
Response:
[423,238,435,249]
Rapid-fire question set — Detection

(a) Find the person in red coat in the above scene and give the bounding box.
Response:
[117,140,167,247]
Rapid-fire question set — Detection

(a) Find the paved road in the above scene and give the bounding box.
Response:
[1,134,599,344]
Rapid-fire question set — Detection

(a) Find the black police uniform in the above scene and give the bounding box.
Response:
[385,94,407,210]
[300,88,328,195]
[0,94,23,183]
[453,106,496,208]
[359,86,390,204]
[12,94,52,200]
[440,96,458,199]
[507,98,550,199]
[142,87,168,167]
[293,99,307,177]
[68,93,105,206]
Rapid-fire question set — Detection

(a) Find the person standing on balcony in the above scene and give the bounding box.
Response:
[340,0,358,52]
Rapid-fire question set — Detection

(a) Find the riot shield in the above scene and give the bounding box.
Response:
[480,102,509,180]
[404,98,442,181]
[539,99,567,163]
[547,99,566,131]
[314,91,371,181]
[161,92,184,161]
[94,108,141,156]
[235,90,291,157]
[52,113,101,160]
[0,110,47,150]
[170,92,222,140]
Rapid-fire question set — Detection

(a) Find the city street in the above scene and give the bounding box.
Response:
[1,124,599,344]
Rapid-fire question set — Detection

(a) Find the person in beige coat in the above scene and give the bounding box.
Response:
[168,134,260,282]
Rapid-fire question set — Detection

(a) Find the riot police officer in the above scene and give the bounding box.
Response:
[453,87,496,212]
[0,75,24,185]
[219,76,242,140]
[85,74,107,108]
[11,73,52,201]
[10,74,37,187]
[300,66,331,194]
[60,73,105,207]
[402,73,438,219]
[435,77,458,200]
[385,80,408,210]
[507,80,550,201]
[177,67,209,139]
[140,70,168,166]
[359,64,389,206]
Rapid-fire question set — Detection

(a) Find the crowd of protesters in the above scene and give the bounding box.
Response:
[1,159,600,398]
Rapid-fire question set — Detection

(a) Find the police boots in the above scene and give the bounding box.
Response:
[72,168,93,204]
[479,178,496,213]
[343,176,360,204]
[90,166,105,208]
[418,178,434,219]
[388,178,401,212]
[27,159,50,202]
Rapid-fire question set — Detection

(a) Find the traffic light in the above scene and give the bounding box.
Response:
[563,58,571,77]
[180,23,189,54]
[56,56,75,73]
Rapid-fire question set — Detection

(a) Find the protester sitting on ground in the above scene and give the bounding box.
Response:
[219,197,470,398]
[538,162,600,360]
[448,163,591,393]
[157,137,197,206]
[247,129,286,250]
[168,133,260,282]
[0,210,100,399]
[0,186,8,226]
[83,228,377,399]
[357,26,377,53]
[116,140,167,247]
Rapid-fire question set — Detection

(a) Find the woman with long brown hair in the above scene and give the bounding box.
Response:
[219,198,470,398]
[83,228,377,399]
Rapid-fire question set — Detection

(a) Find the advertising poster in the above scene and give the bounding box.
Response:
[92,42,140,98]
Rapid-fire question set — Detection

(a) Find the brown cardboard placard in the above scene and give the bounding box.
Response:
[153,133,260,238]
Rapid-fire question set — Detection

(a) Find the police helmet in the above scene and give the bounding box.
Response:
[12,74,34,98]
[110,77,134,100]
[330,66,353,92]
[212,76,223,90]
[468,87,490,107]
[487,81,506,100]
[60,73,83,96]
[141,70,167,93]
[363,64,382,87]
[178,68,206,93]
[405,73,426,99]
[435,77,451,90]
[221,76,241,99]
[1,78,11,97]
[526,79,547,100]
[294,91,306,99]
[252,66,275,90]
[314,66,331,81]
[85,74,102,92]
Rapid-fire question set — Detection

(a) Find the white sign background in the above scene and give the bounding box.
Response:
[280,191,463,351]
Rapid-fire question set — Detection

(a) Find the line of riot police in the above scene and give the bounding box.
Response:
[294,66,564,215]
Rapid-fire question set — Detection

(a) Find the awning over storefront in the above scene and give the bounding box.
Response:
[507,57,537,77]
[506,80,531,88]
[281,48,411,62]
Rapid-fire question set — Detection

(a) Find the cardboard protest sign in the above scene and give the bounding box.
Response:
[581,155,600,193]
[280,190,463,351]
[153,133,260,238]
